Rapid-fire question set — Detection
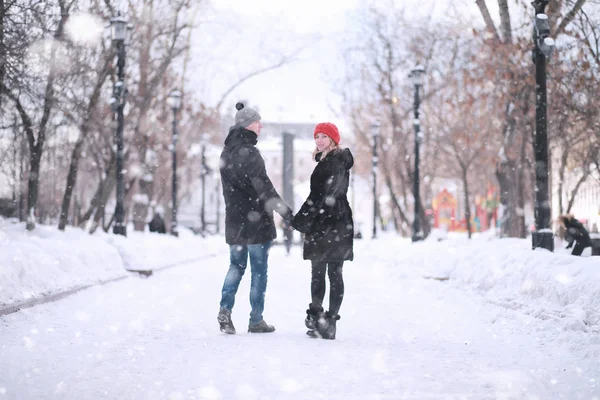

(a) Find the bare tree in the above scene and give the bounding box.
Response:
[474,0,590,238]
[337,4,462,238]
[2,0,75,230]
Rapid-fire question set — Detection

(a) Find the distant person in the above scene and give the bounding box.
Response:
[292,122,354,340]
[217,102,293,335]
[281,220,293,256]
[148,212,166,234]
[558,214,591,256]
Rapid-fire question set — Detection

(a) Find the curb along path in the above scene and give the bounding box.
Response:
[0,253,218,317]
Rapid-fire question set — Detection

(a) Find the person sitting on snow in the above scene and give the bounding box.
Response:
[558,214,591,256]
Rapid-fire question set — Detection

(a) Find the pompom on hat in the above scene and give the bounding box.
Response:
[234,102,261,128]
[313,122,340,145]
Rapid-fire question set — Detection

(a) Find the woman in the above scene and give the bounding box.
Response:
[558,214,591,256]
[292,122,354,340]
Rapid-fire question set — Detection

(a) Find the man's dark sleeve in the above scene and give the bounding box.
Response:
[246,148,293,220]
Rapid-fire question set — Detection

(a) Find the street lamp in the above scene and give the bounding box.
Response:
[531,1,555,251]
[167,89,182,237]
[371,121,380,239]
[409,64,425,242]
[109,13,130,236]
[200,133,210,235]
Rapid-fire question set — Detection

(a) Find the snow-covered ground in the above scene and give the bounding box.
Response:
[1,219,599,399]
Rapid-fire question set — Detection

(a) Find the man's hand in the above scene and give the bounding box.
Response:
[282,218,292,231]
[566,241,573,249]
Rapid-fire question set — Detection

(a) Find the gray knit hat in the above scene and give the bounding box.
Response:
[234,102,261,127]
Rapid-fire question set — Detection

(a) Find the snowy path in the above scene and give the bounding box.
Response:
[1,238,598,399]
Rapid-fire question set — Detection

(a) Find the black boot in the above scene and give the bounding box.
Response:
[305,304,324,330]
[316,311,340,340]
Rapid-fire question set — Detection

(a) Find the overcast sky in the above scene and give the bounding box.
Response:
[189,0,496,127]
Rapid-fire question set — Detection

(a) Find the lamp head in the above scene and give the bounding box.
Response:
[371,121,380,137]
[534,13,550,37]
[110,13,128,42]
[409,65,426,87]
[167,89,182,110]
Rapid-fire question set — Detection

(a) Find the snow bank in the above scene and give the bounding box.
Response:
[416,234,600,331]
[0,218,126,308]
[0,218,224,310]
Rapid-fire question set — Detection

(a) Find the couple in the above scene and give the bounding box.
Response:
[216,102,354,340]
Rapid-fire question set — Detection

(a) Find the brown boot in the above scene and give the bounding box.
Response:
[248,319,276,333]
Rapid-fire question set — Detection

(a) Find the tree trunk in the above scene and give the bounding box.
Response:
[497,0,513,44]
[461,166,472,239]
[78,154,116,228]
[131,1,155,232]
[496,159,526,238]
[58,51,113,231]
[557,148,568,215]
[0,0,5,109]
[475,0,500,41]
[11,116,18,216]
[58,137,84,230]
[24,3,68,230]
[18,133,26,221]
[384,172,410,231]
[88,173,116,234]
[418,198,431,239]
[26,150,42,230]
[517,135,527,238]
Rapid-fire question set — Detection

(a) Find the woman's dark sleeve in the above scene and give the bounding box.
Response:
[292,193,318,233]
[292,165,347,233]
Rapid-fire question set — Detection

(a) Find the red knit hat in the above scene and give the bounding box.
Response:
[314,122,340,145]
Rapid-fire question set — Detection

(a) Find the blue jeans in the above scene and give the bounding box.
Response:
[219,242,271,325]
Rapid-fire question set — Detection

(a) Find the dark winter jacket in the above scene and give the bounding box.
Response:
[148,213,166,234]
[292,148,354,261]
[561,215,591,247]
[220,126,292,245]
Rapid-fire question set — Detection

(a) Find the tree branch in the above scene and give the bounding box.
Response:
[556,0,587,37]
[497,0,513,44]
[475,0,500,41]
[213,51,302,112]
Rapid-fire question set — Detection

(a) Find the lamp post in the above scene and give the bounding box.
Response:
[531,1,555,251]
[110,14,130,236]
[167,89,182,237]
[371,121,380,239]
[410,65,425,242]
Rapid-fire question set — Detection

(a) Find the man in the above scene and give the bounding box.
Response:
[217,102,293,334]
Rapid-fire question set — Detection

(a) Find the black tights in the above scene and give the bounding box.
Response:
[311,261,344,316]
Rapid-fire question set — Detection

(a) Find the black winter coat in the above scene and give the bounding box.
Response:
[220,126,292,245]
[292,148,354,261]
[563,216,592,247]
